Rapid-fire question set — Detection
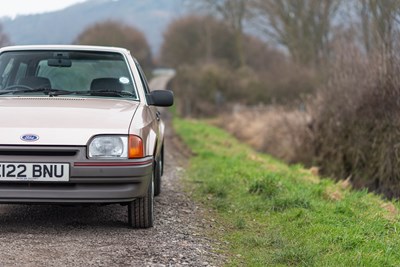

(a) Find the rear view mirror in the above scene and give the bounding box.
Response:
[146,90,174,107]
[48,52,72,67]
[48,58,72,67]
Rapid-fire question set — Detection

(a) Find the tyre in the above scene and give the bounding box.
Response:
[154,146,164,196]
[128,173,154,228]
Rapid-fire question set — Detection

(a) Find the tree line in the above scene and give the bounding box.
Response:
[191,0,400,67]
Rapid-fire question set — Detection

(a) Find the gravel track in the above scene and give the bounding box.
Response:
[0,121,221,266]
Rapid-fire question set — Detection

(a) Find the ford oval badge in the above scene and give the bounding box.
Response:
[21,134,39,142]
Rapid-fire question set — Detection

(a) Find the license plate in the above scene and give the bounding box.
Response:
[0,163,69,182]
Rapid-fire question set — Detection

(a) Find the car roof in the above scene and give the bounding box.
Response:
[0,45,131,55]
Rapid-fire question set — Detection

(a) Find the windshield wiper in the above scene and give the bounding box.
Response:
[0,87,136,98]
[53,89,136,98]
[0,87,72,96]
[88,89,136,97]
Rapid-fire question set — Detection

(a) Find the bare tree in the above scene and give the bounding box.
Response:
[358,0,400,57]
[160,15,237,68]
[191,0,251,67]
[253,0,341,67]
[74,20,153,71]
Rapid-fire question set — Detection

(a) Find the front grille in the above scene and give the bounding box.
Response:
[0,146,84,160]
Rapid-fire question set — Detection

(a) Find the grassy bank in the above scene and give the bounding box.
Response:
[173,118,400,266]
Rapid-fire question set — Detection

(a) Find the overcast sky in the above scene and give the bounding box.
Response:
[0,0,86,18]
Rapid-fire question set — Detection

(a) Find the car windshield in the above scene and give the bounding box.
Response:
[0,50,139,100]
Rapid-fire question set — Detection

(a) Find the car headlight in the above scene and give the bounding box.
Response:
[89,136,128,159]
[88,135,144,159]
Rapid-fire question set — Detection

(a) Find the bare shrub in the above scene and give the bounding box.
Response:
[218,106,312,164]
[308,42,400,198]
[172,63,233,117]
[259,63,317,105]
[172,63,265,117]
[171,58,318,118]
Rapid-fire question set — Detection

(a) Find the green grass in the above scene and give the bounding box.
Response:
[173,118,400,267]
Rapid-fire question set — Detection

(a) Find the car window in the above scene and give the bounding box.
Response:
[0,51,139,100]
[135,61,150,94]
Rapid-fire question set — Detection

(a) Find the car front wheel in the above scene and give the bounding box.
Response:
[127,173,154,228]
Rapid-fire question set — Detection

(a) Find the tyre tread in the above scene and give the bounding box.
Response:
[128,175,154,229]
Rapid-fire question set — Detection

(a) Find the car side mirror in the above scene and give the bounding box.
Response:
[146,90,174,107]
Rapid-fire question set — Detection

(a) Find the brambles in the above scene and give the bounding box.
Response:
[309,47,400,198]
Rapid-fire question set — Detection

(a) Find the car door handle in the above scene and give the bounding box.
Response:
[156,111,161,121]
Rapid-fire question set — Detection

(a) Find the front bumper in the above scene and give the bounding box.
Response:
[0,145,153,204]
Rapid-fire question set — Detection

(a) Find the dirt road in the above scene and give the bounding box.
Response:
[0,75,221,266]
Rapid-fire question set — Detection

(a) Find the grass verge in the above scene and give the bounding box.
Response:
[173,118,400,266]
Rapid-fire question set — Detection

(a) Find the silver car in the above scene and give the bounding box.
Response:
[0,45,174,228]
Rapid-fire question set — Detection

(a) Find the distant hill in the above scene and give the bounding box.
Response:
[0,0,186,55]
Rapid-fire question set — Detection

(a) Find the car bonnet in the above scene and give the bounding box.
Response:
[0,97,140,145]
